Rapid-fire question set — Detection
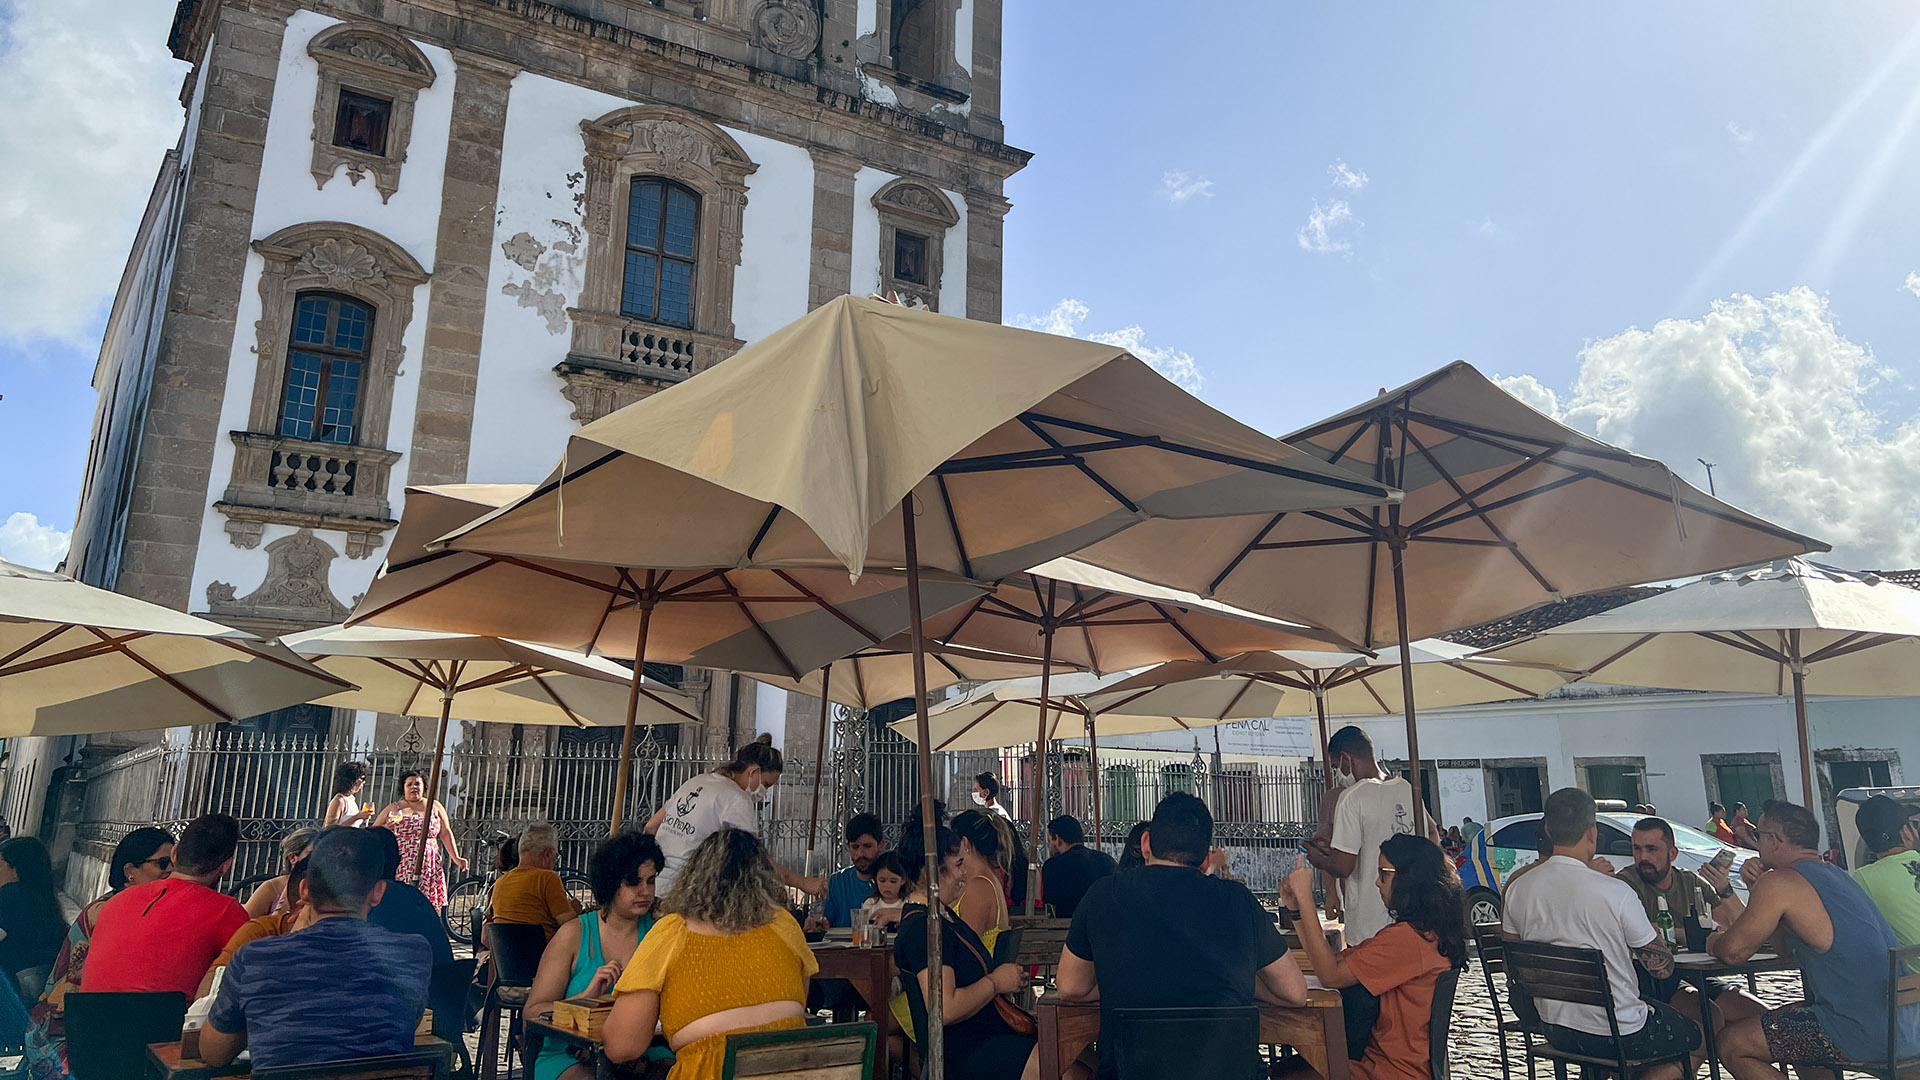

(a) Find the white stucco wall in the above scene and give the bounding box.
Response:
[187,10,455,615]
[850,166,968,313]
[952,0,973,74]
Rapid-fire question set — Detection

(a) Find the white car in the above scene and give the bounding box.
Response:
[1458,811,1747,925]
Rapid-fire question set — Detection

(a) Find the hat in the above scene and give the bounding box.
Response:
[1856,795,1915,852]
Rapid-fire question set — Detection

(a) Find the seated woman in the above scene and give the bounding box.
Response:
[950,810,1010,949]
[601,829,818,1080]
[1281,834,1467,1080]
[243,826,317,918]
[529,832,670,1080]
[894,825,1088,1080]
[0,839,68,998]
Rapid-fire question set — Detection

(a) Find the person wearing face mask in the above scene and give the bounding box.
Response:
[971,773,1013,822]
[647,735,827,898]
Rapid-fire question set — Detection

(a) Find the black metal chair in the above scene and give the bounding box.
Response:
[1774,943,1920,1079]
[1109,1005,1262,1080]
[720,1021,876,1079]
[1471,921,1534,1080]
[251,1042,454,1079]
[428,958,478,1080]
[479,923,549,1080]
[62,990,186,1080]
[1429,966,1462,1080]
[1502,940,1692,1080]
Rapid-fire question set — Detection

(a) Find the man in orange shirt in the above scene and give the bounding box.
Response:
[488,822,579,939]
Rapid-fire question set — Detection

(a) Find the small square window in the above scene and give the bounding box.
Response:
[893,231,930,286]
[332,89,393,157]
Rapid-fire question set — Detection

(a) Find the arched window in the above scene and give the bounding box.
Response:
[279,292,374,445]
[891,0,938,82]
[621,178,700,328]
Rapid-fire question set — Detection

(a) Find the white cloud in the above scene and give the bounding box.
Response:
[1328,159,1369,190]
[1014,299,1205,393]
[1474,216,1509,243]
[1159,171,1214,205]
[1727,120,1755,145]
[1903,271,1920,299]
[0,0,187,343]
[1493,373,1560,416]
[0,512,70,570]
[1297,199,1358,256]
[1506,287,1920,567]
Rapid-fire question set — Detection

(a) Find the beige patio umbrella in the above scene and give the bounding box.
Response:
[349,484,990,832]
[1487,558,1920,803]
[428,296,1399,1072]
[0,558,353,736]
[1073,361,1826,827]
[283,623,701,876]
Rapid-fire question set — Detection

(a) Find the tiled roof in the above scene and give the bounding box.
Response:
[1438,586,1667,650]
[1867,569,1920,590]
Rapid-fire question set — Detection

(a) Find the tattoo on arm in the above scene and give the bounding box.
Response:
[1633,944,1675,979]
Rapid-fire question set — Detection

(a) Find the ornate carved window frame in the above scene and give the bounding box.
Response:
[559,107,758,423]
[307,22,437,204]
[214,222,429,555]
[872,177,959,310]
[862,0,972,107]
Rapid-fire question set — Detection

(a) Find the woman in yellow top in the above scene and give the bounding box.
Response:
[602,828,818,1080]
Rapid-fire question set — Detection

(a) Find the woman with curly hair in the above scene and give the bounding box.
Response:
[601,829,817,1080]
[529,832,670,1080]
[323,761,374,828]
[1281,833,1466,1080]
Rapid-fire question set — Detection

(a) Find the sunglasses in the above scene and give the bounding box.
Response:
[138,856,173,872]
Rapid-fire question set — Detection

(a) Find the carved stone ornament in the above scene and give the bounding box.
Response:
[752,0,820,59]
[224,520,264,550]
[306,23,437,204]
[298,239,385,289]
[871,177,959,311]
[209,529,351,625]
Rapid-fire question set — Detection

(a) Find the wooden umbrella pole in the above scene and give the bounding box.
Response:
[901,498,944,1080]
[805,665,834,877]
[1315,685,1331,763]
[1791,658,1815,806]
[1390,533,1427,835]
[1088,713,1102,857]
[1029,593,1056,915]
[411,683,456,883]
[609,590,656,834]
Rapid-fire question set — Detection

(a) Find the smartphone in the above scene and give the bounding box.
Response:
[1707,847,1736,873]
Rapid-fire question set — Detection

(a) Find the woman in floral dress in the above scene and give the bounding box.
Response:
[372,771,467,907]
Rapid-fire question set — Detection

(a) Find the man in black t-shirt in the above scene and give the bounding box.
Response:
[1041,814,1117,918]
[1057,793,1308,1079]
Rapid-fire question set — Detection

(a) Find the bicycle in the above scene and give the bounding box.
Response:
[443,830,595,944]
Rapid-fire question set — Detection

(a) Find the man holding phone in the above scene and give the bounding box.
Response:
[1617,818,1766,1044]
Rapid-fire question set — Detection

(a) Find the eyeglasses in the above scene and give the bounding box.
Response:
[1757,829,1787,844]
[1377,868,1397,879]
[138,856,172,872]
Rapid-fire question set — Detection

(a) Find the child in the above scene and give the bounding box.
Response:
[858,851,909,930]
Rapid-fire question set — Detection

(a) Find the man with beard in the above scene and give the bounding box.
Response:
[1617,817,1765,1047]
[824,812,886,927]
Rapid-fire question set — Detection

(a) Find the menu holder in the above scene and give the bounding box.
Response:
[551,994,616,1038]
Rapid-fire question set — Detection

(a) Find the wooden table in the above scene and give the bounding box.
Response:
[1673,951,1799,1080]
[525,1009,627,1080]
[1035,991,1349,1080]
[146,1034,454,1079]
[810,942,898,1080]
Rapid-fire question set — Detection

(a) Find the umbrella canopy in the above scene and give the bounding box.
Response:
[1487,558,1920,802]
[1069,361,1826,826]
[889,671,1182,751]
[754,637,1057,711]
[436,295,1400,581]
[0,559,353,737]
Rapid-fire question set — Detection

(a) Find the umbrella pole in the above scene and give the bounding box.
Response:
[609,596,656,834]
[1792,660,1815,806]
[901,499,944,1080]
[1389,536,1427,836]
[1088,714,1102,858]
[805,665,833,878]
[1315,685,1331,763]
[1030,600,1056,916]
[411,685,455,883]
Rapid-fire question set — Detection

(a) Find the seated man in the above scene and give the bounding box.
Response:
[823,812,885,928]
[1057,792,1307,1080]
[1849,795,1920,969]
[1616,816,1765,1035]
[84,814,250,1000]
[367,826,454,964]
[1041,814,1116,919]
[1703,799,1920,1079]
[202,828,431,1070]
[1503,789,1699,1080]
[488,822,579,940]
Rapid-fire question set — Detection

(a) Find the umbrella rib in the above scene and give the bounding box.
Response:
[938,432,1162,472]
[1404,444,1564,533]
[81,625,236,722]
[347,553,497,625]
[1252,535,1378,552]
[1287,370,1458,444]
[204,637,354,689]
[934,474,975,581]
[1300,509,1380,536]
[1016,416,1143,515]
[770,570,885,647]
[1805,632,1903,664]
[1696,631,1789,665]
[936,699,1004,751]
[1028,413,1400,498]
[634,683,705,725]
[0,634,143,679]
[743,506,782,563]
[1417,473,1589,537]
[1359,671,1393,714]
[1219,678,1255,722]
[489,554,626,596]
[1144,600,1220,663]
[523,670,591,728]
[1445,660,1547,700]
[1320,420,1375,470]
[1401,427,1559,596]
[459,664,540,693]
[934,594,994,648]
[1207,511,1288,595]
[719,571,804,680]
[0,623,77,669]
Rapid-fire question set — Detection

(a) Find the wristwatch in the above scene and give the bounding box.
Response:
[1715,886,1734,899]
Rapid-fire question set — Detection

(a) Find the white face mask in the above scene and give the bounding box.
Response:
[1332,760,1358,789]
[971,791,989,807]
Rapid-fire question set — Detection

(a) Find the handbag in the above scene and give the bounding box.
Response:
[948,911,1037,1038]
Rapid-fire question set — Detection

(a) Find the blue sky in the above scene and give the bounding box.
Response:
[5,1,1920,569]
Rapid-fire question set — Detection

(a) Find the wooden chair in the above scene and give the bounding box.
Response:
[1502,940,1692,1080]
[719,1021,877,1080]
[1429,966,1462,1080]
[1470,921,1532,1080]
[62,990,186,1080]
[1109,1006,1261,1080]
[251,1043,454,1080]
[1775,943,1920,1079]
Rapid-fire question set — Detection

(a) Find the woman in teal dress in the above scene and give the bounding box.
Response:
[528,832,671,1080]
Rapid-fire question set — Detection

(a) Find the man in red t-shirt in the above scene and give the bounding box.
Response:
[84,813,250,1000]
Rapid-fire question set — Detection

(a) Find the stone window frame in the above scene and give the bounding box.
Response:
[307,22,437,204]
[1700,752,1786,811]
[1815,747,1902,849]
[214,222,429,556]
[864,0,972,104]
[559,106,757,423]
[871,177,959,311]
[1574,755,1648,808]
[1481,756,1552,820]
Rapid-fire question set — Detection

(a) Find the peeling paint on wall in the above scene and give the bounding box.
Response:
[496,221,582,336]
[500,279,569,334]
[500,231,544,270]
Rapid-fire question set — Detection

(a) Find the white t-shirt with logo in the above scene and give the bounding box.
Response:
[1329,774,1417,945]
[1501,855,1657,1036]
[653,771,759,895]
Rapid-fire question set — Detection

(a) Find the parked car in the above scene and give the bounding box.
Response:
[1457,810,1746,925]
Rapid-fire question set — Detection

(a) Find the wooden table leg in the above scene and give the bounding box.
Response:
[866,951,894,1080]
[1038,1001,1064,1080]
[1317,1000,1349,1080]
